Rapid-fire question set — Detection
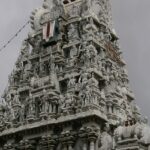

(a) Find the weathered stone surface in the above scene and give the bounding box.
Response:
[0,0,149,150]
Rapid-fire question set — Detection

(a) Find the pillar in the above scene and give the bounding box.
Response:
[53,105,57,113]
[89,140,95,150]
[83,142,88,150]
[49,103,52,113]
[108,103,112,114]
[68,144,73,150]
[49,146,55,150]
[63,145,68,150]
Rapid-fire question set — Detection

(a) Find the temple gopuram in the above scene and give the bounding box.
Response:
[0,0,150,150]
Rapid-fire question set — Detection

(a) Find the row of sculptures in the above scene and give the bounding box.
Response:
[29,0,112,35]
[1,111,150,150]
[0,37,133,130]
[98,117,150,150]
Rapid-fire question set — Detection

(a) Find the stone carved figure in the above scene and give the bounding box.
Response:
[97,57,102,70]
[12,92,21,106]
[40,89,49,113]
[83,49,91,67]
[88,44,97,64]
[99,123,113,150]
[49,52,55,71]
[68,23,79,43]
[88,73,99,87]
[20,39,30,58]
[61,93,74,111]
[81,0,92,17]
[114,116,150,145]
[26,94,35,117]
[78,71,90,89]
[79,85,92,106]
[84,85,92,104]
[13,106,22,124]
[68,75,76,89]
[114,121,124,142]
[140,117,150,144]
[68,4,80,18]
[101,90,106,100]
[50,0,64,19]
[11,64,22,86]
[65,93,74,108]
[0,107,4,128]
[59,94,65,111]
[70,45,78,58]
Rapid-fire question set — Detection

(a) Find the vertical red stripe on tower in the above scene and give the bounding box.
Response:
[43,20,55,41]
[46,22,50,39]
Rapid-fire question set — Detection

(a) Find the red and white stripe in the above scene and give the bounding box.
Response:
[43,20,55,41]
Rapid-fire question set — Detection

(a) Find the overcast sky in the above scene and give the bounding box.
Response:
[0,0,150,120]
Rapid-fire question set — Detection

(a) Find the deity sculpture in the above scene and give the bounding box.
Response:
[26,94,35,117]
[12,92,21,106]
[81,0,92,17]
[68,4,80,18]
[60,93,74,112]
[99,123,113,150]
[88,73,99,87]
[88,44,97,64]
[68,75,76,89]
[20,39,30,57]
[68,23,79,43]
[70,45,78,59]
[80,85,92,106]
[40,89,49,113]
[114,121,124,142]
[78,71,89,89]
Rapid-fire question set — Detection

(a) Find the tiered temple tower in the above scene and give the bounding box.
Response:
[0,0,150,150]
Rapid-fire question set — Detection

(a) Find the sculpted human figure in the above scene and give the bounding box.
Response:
[92,93,98,104]
[33,62,40,77]
[83,85,91,105]
[88,44,97,64]
[99,29,105,41]
[12,64,22,86]
[40,89,49,113]
[49,52,55,71]
[70,45,78,58]
[101,90,106,100]
[88,73,99,87]
[78,71,89,88]
[84,49,91,67]
[60,93,74,112]
[59,94,65,112]
[0,111,4,127]
[99,123,113,150]
[3,103,14,125]
[20,39,30,57]
[97,57,102,70]
[81,0,92,16]
[68,4,80,18]
[12,92,21,106]
[68,75,76,88]
[65,93,74,108]
[68,23,79,43]
[114,120,124,141]
[27,94,35,116]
